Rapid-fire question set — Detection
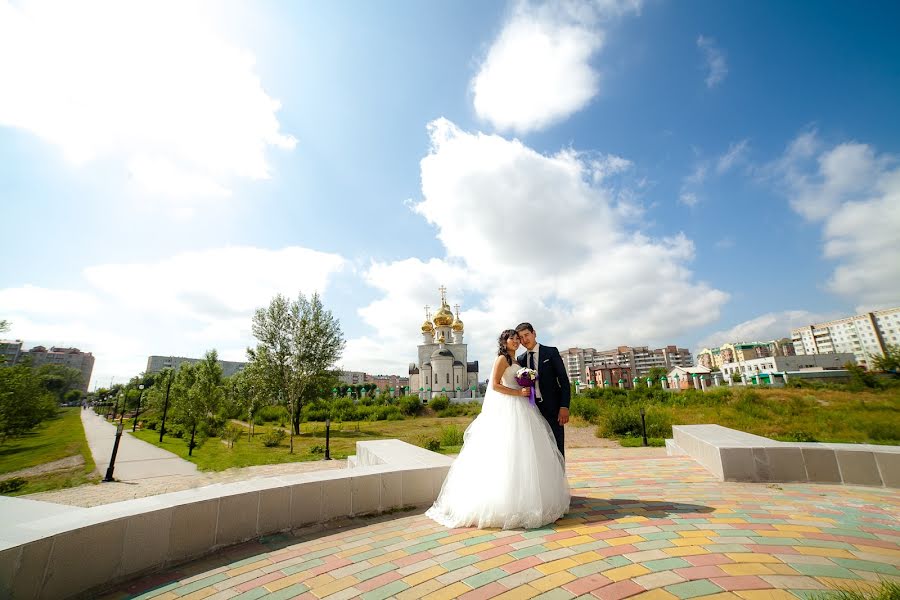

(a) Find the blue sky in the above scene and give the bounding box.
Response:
[1,0,899,389]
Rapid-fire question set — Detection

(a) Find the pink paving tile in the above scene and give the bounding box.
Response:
[291,593,318,599]
[356,570,404,592]
[596,545,638,557]
[477,545,515,560]
[547,531,580,541]
[591,580,645,600]
[642,520,676,526]
[308,558,353,576]
[235,571,283,592]
[563,574,614,595]
[593,530,634,540]
[501,556,544,574]
[709,576,772,591]
[733,524,776,531]
[673,566,729,580]
[460,582,507,599]
[500,535,526,545]
[395,551,436,567]
[684,554,734,567]
[805,533,839,542]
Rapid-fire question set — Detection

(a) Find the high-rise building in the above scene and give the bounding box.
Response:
[561,344,693,380]
[0,339,23,365]
[791,307,900,369]
[146,355,247,378]
[697,339,795,370]
[21,346,95,392]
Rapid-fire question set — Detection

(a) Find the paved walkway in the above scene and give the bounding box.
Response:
[81,409,198,481]
[98,449,900,600]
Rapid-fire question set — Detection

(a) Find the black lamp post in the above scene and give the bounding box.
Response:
[111,393,121,421]
[103,422,125,482]
[159,370,173,442]
[132,384,144,432]
[639,406,648,447]
[324,417,332,460]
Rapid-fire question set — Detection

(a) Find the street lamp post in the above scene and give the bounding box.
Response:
[111,393,121,421]
[103,422,125,482]
[118,394,125,424]
[159,371,173,442]
[324,418,332,460]
[132,384,145,432]
[639,407,648,447]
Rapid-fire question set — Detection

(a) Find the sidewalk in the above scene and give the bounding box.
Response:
[81,409,198,481]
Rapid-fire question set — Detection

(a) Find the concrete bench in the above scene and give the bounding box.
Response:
[668,424,899,487]
[0,440,452,600]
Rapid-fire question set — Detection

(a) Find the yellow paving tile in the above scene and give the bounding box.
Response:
[724,553,782,563]
[535,557,578,575]
[672,537,713,546]
[530,571,577,592]
[575,524,611,535]
[456,542,496,556]
[735,591,799,600]
[855,545,900,558]
[181,588,216,600]
[396,578,446,600]
[570,550,605,565]
[558,535,597,547]
[707,518,748,524]
[422,582,471,600]
[603,564,651,582]
[631,589,680,600]
[148,593,178,600]
[719,563,775,576]
[692,594,741,600]
[680,530,717,538]
[794,547,856,558]
[754,531,793,538]
[772,525,821,533]
[480,554,515,569]
[765,564,799,575]
[816,578,879,592]
[304,573,335,589]
[543,541,562,550]
[402,565,448,588]
[492,584,541,600]
[618,516,649,523]
[337,544,374,558]
[265,572,311,592]
[309,575,359,597]
[663,546,708,557]
[226,559,271,577]
[607,535,645,546]
[440,531,482,545]
[368,549,408,566]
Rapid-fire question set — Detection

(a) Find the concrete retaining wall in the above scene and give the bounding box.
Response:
[669,424,899,487]
[0,440,452,600]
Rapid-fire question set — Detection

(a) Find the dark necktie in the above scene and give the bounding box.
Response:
[529,351,535,370]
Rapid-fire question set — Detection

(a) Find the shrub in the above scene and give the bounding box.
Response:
[310,444,324,454]
[423,438,441,452]
[430,396,450,411]
[598,405,672,439]
[400,395,423,416]
[261,428,286,447]
[222,424,243,448]
[440,424,465,447]
[0,477,27,494]
[570,396,601,422]
[257,405,289,423]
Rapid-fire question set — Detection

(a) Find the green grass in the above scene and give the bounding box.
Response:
[808,580,900,600]
[132,416,476,471]
[0,407,99,495]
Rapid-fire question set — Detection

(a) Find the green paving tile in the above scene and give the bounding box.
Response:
[523,528,557,538]
[605,555,632,568]
[232,589,269,600]
[569,560,615,577]
[510,545,549,559]
[265,583,310,600]
[462,568,509,588]
[132,581,182,600]
[642,558,692,572]
[227,555,271,569]
[822,529,878,540]
[418,531,452,543]
[831,558,900,575]
[790,563,861,579]
[440,555,480,570]
[567,541,611,553]
[802,540,858,550]
[463,534,498,546]
[281,558,324,575]
[642,531,679,541]
[350,548,390,562]
[747,537,799,545]
[704,544,750,552]
[362,580,410,600]
[534,589,576,600]
[634,540,676,550]
[664,580,724,599]
[404,540,441,554]
[174,573,228,596]
[355,563,397,581]
[716,529,759,537]
[371,536,406,548]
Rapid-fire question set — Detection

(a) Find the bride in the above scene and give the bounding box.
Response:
[425,329,570,530]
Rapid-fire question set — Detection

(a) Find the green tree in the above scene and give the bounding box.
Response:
[0,364,57,441]
[0,319,9,333]
[230,362,272,439]
[871,344,900,373]
[647,367,668,385]
[36,364,84,403]
[248,292,344,452]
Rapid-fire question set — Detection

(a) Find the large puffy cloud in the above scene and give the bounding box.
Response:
[0,0,295,202]
[1,246,346,388]
[694,310,831,353]
[344,119,729,375]
[774,132,900,311]
[471,0,641,133]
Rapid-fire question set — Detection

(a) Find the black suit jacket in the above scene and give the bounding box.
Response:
[517,344,571,413]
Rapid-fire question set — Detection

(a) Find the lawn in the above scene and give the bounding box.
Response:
[0,407,99,495]
[131,416,476,472]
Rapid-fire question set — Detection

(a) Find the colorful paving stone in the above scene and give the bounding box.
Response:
[100,449,900,600]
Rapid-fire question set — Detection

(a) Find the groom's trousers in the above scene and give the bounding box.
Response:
[540,408,565,458]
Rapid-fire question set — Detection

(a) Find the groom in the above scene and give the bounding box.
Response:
[515,322,570,457]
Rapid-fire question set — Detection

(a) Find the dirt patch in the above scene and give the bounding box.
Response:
[566,424,622,449]
[0,455,86,482]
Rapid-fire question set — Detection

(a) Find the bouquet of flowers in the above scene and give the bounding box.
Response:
[515,367,538,405]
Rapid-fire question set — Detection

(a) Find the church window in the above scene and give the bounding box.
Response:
[456,375,459,383]
[446,373,450,383]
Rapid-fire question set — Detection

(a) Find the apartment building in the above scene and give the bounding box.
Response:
[791,307,900,369]
[721,353,856,379]
[23,346,95,392]
[146,355,247,378]
[697,339,794,370]
[0,339,23,365]
[561,344,693,380]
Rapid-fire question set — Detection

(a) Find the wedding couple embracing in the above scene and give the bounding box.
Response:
[426,323,571,530]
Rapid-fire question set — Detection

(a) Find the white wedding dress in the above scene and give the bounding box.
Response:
[425,363,570,530]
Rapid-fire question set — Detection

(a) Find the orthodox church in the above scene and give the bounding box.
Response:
[409,287,479,399]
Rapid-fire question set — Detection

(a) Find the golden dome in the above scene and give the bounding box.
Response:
[421,319,434,332]
[451,317,464,331]
[433,304,454,327]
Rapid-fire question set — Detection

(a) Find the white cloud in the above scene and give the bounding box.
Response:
[774,132,900,311]
[471,0,641,133]
[679,140,748,206]
[2,246,346,388]
[695,310,831,352]
[679,191,699,207]
[717,140,748,174]
[0,0,295,202]
[346,118,729,376]
[697,35,727,89]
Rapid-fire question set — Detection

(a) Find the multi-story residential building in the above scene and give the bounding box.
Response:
[561,344,693,380]
[791,307,900,369]
[145,355,247,378]
[586,364,633,388]
[0,339,23,365]
[339,370,367,385]
[697,339,795,370]
[23,346,95,392]
[338,371,410,391]
[721,353,856,379]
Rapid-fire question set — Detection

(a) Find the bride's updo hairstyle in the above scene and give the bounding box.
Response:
[497,329,518,365]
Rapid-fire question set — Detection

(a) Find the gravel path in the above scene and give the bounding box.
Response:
[0,455,84,481]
